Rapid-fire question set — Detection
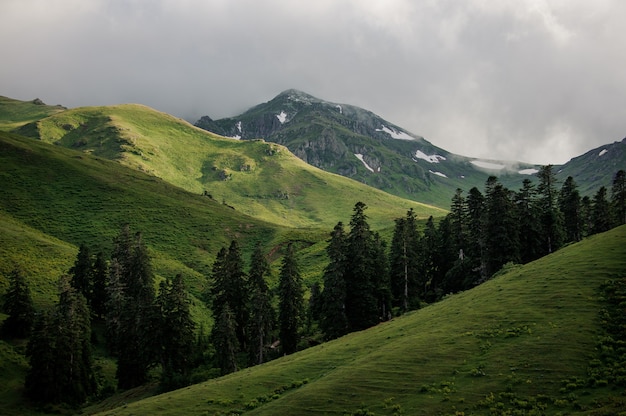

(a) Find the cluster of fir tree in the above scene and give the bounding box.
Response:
[312,201,391,341]
[313,168,626,341]
[208,240,304,375]
[1,225,198,407]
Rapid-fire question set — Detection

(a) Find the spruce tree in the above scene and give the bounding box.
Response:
[389,209,422,312]
[1,268,35,338]
[210,241,249,354]
[344,202,379,330]
[371,232,391,321]
[110,228,159,390]
[70,244,93,303]
[466,187,486,279]
[421,216,441,301]
[536,165,565,254]
[515,179,543,263]
[611,169,626,226]
[25,275,96,405]
[278,243,303,355]
[157,274,196,390]
[246,243,275,365]
[213,302,239,375]
[484,176,519,277]
[591,186,612,234]
[91,251,108,319]
[320,222,349,340]
[559,176,582,243]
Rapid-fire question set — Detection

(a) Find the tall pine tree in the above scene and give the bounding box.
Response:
[157,274,196,390]
[484,176,519,277]
[109,227,159,390]
[591,186,612,234]
[278,243,303,355]
[559,176,582,243]
[320,222,349,340]
[536,165,565,254]
[247,243,275,365]
[611,169,626,226]
[25,275,96,405]
[389,209,422,312]
[1,268,35,338]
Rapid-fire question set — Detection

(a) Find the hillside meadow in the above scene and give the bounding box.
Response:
[14,104,446,229]
[87,225,626,416]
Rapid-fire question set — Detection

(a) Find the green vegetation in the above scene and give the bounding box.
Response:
[91,225,626,415]
[0,96,65,131]
[1,96,625,415]
[15,103,445,229]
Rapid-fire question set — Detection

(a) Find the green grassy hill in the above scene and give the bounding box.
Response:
[13,103,446,229]
[0,96,65,131]
[90,225,626,416]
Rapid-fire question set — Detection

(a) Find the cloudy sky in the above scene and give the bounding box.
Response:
[1,0,625,164]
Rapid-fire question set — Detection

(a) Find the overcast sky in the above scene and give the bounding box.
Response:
[1,0,625,164]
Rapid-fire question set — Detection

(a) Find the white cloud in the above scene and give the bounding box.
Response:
[0,0,624,165]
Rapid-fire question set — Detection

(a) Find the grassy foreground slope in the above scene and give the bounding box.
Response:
[16,103,446,229]
[94,226,626,416]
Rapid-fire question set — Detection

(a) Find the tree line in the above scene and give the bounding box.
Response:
[1,167,624,406]
[313,167,626,341]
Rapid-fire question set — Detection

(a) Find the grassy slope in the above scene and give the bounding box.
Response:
[0,131,327,296]
[92,225,626,416]
[0,96,65,131]
[19,104,446,229]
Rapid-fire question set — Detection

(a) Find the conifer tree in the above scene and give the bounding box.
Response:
[91,251,108,319]
[210,241,249,353]
[371,232,391,320]
[157,274,196,390]
[389,209,422,312]
[1,268,35,338]
[25,275,96,405]
[246,243,275,365]
[109,227,159,389]
[105,258,125,355]
[591,186,612,234]
[484,176,519,276]
[421,216,441,301]
[465,187,486,278]
[536,165,565,254]
[278,243,303,355]
[213,302,239,375]
[344,202,379,330]
[515,179,543,263]
[611,169,626,226]
[580,195,593,237]
[70,244,93,303]
[559,176,582,243]
[320,222,349,340]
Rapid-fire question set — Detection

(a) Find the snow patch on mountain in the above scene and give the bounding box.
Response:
[599,149,608,156]
[414,150,446,163]
[336,105,342,114]
[355,154,375,173]
[429,170,447,178]
[519,168,539,175]
[376,125,414,141]
[471,160,506,170]
[276,111,287,124]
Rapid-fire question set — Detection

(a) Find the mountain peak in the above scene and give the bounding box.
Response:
[276,89,322,104]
